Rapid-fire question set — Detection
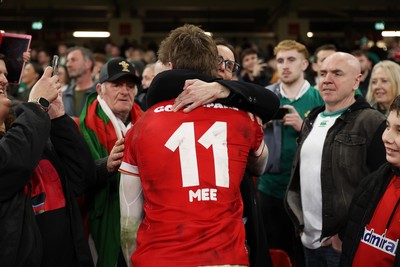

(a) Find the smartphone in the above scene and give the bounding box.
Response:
[272,107,289,120]
[52,55,59,76]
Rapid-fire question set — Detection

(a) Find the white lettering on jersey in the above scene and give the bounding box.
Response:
[154,104,174,113]
[189,188,217,202]
[154,103,238,113]
[165,122,229,188]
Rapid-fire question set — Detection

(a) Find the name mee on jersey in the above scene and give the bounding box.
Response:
[154,102,240,203]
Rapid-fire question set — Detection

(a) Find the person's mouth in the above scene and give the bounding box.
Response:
[386,147,399,153]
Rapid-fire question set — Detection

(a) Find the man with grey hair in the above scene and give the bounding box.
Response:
[63,46,96,118]
[80,57,143,267]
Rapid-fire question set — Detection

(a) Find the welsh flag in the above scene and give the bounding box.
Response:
[80,92,142,267]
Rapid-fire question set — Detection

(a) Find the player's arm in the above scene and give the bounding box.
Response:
[247,140,268,176]
[119,171,144,267]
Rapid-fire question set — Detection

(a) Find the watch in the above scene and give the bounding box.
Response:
[29,97,50,112]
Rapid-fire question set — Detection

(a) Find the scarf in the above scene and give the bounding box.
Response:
[80,92,142,267]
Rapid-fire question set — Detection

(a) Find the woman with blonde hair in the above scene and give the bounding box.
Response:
[366,60,400,116]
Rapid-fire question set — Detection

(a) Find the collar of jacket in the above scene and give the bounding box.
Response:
[392,165,400,176]
[307,94,371,121]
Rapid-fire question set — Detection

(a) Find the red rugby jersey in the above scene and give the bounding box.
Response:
[352,175,400,266]
[120,100,264,267]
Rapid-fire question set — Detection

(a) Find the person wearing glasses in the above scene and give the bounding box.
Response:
[215,39,240,80]
[258,40,324,266]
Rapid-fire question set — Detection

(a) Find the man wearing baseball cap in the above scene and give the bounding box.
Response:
[79,57,143,267]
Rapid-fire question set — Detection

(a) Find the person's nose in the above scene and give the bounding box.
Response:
[375,80,383,88]
[0,74,7,86]
[321,73,333,84]
[383,128,394,144]
[281,59,290,68]
[117,84,130,94]
[218,60,225,72]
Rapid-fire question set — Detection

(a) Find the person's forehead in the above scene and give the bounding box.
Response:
[217,45,235,61]
[321,55,343,69]
[276,49,303,59]
[387,111,400,126]
[243,53,257,59]
[68,50,83,59]
[142,67,154,76]
[324,53,360,73]
[372,66,386,76]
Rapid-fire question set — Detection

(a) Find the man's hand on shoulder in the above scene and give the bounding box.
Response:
[173,79,230,113]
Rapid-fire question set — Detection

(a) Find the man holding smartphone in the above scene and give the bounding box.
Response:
[258,40,324,266]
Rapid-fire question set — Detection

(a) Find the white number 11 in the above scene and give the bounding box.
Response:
[165,122,229,188]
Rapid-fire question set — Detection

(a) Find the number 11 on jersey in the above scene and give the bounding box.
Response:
[165,121,229,188]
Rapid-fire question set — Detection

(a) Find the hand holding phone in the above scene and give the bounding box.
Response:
[52,55,59,76]
[272,107,289,120]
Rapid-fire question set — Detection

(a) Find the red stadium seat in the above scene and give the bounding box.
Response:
[269,249,292,267]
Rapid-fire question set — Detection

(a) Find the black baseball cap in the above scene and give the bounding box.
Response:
[99,57,141,84]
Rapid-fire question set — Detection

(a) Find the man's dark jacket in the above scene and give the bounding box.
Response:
[0,103,96,267]
[285,95,386,241]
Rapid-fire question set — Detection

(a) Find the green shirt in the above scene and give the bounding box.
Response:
[258,87,324,199]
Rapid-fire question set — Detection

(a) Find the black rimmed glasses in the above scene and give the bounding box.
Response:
[217,56,240,73]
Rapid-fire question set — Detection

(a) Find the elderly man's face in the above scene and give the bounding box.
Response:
[98,76,137,121]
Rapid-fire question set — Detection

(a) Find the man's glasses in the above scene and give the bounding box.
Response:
[217,56,240,73]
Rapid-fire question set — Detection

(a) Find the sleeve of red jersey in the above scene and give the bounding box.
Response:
[118,128,139,176]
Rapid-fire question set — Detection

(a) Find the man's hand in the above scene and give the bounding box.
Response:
[282,105,303,132]
[48,90,65,119]
[252,59,268,77]
[29,66,60,103]
[322,234,342,252]
[22,49,31,63]
[107,138,125,173]
[247,112,263,127]
[173,79,230,113]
